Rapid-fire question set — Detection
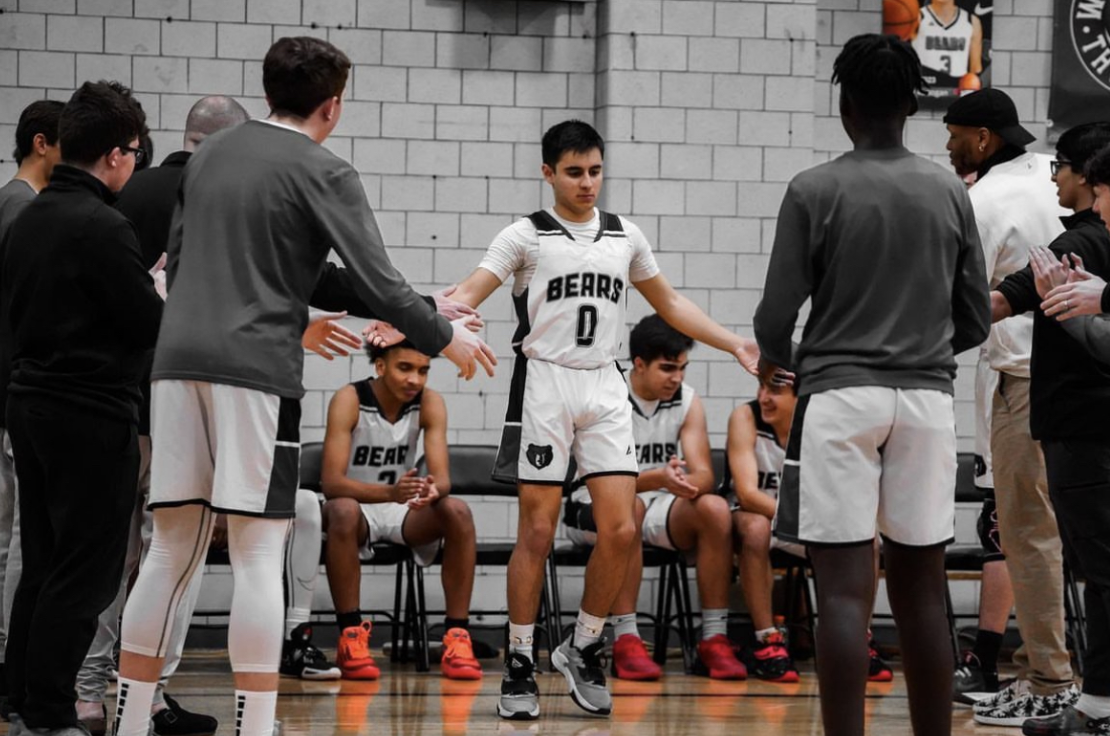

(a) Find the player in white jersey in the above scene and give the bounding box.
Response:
[911,0,983,82]
[727,376,894,684]
[317,341,481,681]
[564,315,746,681]
[442,121,766,720]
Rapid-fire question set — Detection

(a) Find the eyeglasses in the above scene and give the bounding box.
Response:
[119,145,146,165]
[1050,159,1072,176]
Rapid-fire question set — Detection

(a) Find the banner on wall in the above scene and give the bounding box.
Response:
[1049,0,1110,130]
[883,0,994,109]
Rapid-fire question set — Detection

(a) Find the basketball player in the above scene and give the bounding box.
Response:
[563,315,746,681]
[112,37,494,736]
[911,0,983,85]
[755,34,990,736]
[726,377,893,685]
[440,120,765,719]
[945,89,1080,727]
[988,124,1110,736]
[314,340,481,681]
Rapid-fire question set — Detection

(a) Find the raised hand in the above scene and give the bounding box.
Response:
[1029,247,1069,299]
[441,315,497,380]
[434,285,482,325]
[302,310,363,360]
[362,320,407,349]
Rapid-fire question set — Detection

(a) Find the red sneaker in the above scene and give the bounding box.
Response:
[441,628,482,680]
[696,635,748,680]
[611,634,663,681]
[337,621,381,680]
[868,643,894,683]
[751,630,800,683]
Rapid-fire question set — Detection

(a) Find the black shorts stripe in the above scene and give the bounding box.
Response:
[264,397,301,516]
[493,354,528,484]
[774,394,810,544]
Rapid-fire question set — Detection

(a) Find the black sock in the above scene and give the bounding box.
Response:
[444,617,470,633]
[973,629,1004,673]
[337,610,363,632]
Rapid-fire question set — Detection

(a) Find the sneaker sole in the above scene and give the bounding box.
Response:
[973,713,1036,727]
[954,690,997,706]
[496,701,539,720]
[299,668,342,681]
[551,647,612,717]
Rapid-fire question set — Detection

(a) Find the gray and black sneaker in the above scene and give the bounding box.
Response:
[551,636,612,717]
[954,652,1006,705]
[498,652,540,721]
[1022,705,1110,735]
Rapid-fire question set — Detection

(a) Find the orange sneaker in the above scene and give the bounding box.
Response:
[612,634,663,681]
[696,635,748,680]
[441,627,482,680]
[337,621,381,680]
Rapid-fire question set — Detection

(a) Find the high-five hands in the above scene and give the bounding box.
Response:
[303,310,363,360]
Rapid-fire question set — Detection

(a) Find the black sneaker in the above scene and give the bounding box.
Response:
[280,623,341,680]
[1023,705,1110,735]
[867,642,893,683]
[497,652,540,720]
[152,694,218,736]
[954,652,1002,705]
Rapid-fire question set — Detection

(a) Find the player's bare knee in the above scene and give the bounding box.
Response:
[323,498,360,536]
[739,514,772,551]
[518,515,557,555]
[439,497,475,536]
[598,516,638,550]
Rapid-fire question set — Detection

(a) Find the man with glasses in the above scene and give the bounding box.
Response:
[943,89,1080,727]
[0,80,161,736]
[989,124,1110,736]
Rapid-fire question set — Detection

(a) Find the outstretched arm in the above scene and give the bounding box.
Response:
[635,273,759,375]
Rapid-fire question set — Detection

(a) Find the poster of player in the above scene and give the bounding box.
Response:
[883,0,993,108]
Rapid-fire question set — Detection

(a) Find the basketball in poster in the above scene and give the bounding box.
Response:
[883,0,993,106]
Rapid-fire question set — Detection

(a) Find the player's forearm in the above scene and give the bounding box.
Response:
[990,291,1013,323]
[321,476,393,504]
[657,291,746,356]
[636,468,670,493]
[737,488,777,519]
[686,468,716,494]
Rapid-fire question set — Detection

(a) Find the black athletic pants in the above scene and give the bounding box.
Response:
[1043,437,1110,696]
[5,394,138,728]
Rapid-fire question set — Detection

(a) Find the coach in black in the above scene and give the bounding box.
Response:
[991,127,1110,736]
[0,81,160,734]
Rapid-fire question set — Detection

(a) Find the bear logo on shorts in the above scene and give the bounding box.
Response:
[526,444,553,470]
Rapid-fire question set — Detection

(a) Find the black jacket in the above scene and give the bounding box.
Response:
[996,208,1110,440]
[0,165,164,422]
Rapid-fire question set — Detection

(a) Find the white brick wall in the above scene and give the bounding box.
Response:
[0,0,1050,620]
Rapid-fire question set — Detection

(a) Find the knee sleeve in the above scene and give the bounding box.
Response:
[285,489,322,620]
[977,492,1005,563]
[121,505,215,659]
[227,515,292,674]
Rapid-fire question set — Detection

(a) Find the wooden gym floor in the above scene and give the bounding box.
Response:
[2,651,1023,735]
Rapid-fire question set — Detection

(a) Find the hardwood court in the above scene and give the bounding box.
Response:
[7,653,1021,735]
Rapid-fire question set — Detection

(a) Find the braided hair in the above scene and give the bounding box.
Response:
[833,34,926,118]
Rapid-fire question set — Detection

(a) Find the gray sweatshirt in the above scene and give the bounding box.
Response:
[154,120,451,399]
[754,147,990,397]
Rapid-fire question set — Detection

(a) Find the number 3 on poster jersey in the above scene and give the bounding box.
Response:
[576,304,599,347]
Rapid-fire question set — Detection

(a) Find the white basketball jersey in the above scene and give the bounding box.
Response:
[346,379,421,487]
[514,211,634,369]
[912,4,974,77]
[749,400,786,501]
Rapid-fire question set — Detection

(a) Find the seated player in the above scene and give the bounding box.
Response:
[727,376,892,683]
[319,341,481,680]
[564,315,746,680]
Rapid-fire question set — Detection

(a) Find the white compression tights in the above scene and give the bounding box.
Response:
[283,489,322,637]
[120,504,292,672]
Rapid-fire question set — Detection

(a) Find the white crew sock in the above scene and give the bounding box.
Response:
[508,621,535,662]
[113,677,158,736]
[610,612,639,640]
[755,626,778,644]
[235,689,279,736]
[701,609,729,640]
[284,607,311,639]
[1078,693,1110,719]
[573,610,606,650]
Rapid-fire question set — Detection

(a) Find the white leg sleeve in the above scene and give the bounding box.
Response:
[120,504,215,659]
[227,515,291,673]
[284,489,321,637]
